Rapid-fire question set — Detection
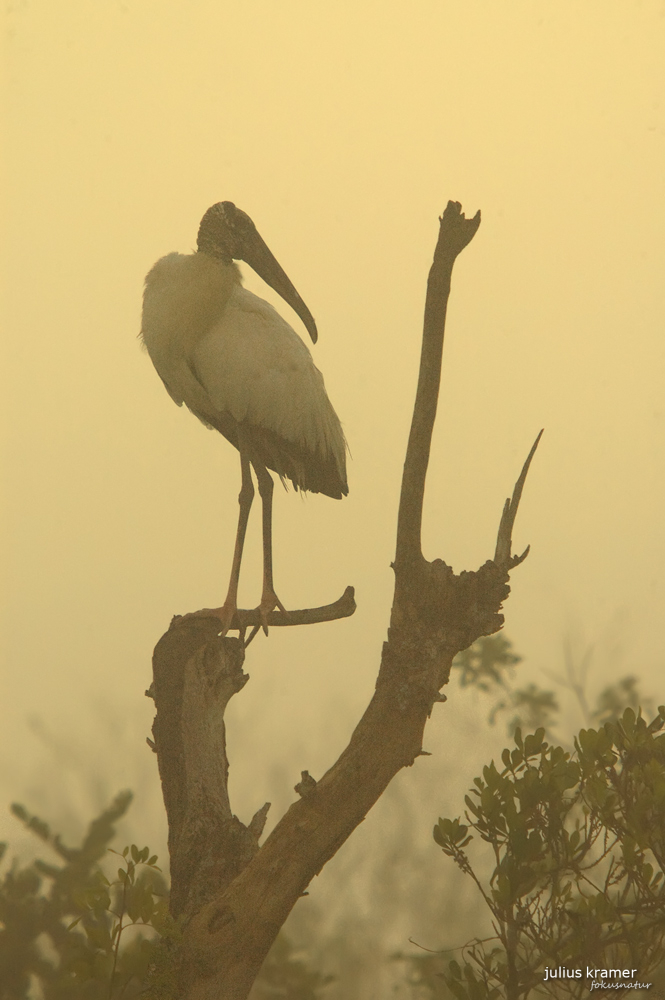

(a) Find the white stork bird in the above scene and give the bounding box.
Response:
[140,202,347,635]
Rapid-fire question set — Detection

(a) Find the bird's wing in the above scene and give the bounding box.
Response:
[191,287,346,468]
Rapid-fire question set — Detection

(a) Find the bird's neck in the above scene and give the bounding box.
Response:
[196,238,233,263]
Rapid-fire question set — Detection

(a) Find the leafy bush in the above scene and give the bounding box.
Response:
[0,794,330,999]
[428,708,665,999]
[0,791,178,999]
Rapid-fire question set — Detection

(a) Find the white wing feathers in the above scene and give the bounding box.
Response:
[192,287,345,466]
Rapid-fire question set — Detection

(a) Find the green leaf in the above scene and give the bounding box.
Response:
[523,728,546,758]
[449,960,462,980]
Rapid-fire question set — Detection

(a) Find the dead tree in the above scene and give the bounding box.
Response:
[148,202,542,999]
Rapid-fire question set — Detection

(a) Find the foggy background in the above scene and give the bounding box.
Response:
[2,1,664,994]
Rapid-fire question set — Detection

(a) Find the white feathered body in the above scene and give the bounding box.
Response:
[141,252,347,498]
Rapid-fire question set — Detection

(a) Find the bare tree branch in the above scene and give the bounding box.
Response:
[494,428,544,568]
[396,200,481,571]
[173,585,356,638]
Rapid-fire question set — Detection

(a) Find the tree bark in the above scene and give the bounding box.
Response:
[148,202,542,999]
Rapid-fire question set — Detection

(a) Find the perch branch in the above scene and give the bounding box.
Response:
[172,585,356,635]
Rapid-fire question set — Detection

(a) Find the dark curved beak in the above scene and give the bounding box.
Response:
[239,229,318,344]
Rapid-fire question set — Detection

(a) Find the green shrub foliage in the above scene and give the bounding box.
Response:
[430,707,665,999]
[0,791,180,999]
[0,794,329,999]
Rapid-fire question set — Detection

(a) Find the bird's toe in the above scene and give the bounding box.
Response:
[257,590,291,635]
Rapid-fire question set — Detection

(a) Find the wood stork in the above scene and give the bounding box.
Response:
[140,202,347,635]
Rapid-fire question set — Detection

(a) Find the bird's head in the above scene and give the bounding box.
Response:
[197,202,318,343]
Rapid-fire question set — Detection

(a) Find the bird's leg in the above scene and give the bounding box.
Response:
[217,449,255,636]
[254,461,288,634]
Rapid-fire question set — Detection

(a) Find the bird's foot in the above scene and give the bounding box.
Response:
[257,589,291,636]
[173,594,292,639]
[212,601,240,638]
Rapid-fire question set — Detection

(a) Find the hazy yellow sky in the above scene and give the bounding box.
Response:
[2,0,664,904]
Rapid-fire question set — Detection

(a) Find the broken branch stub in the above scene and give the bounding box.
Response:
[494,429,544,567]
[151,623,269,921]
